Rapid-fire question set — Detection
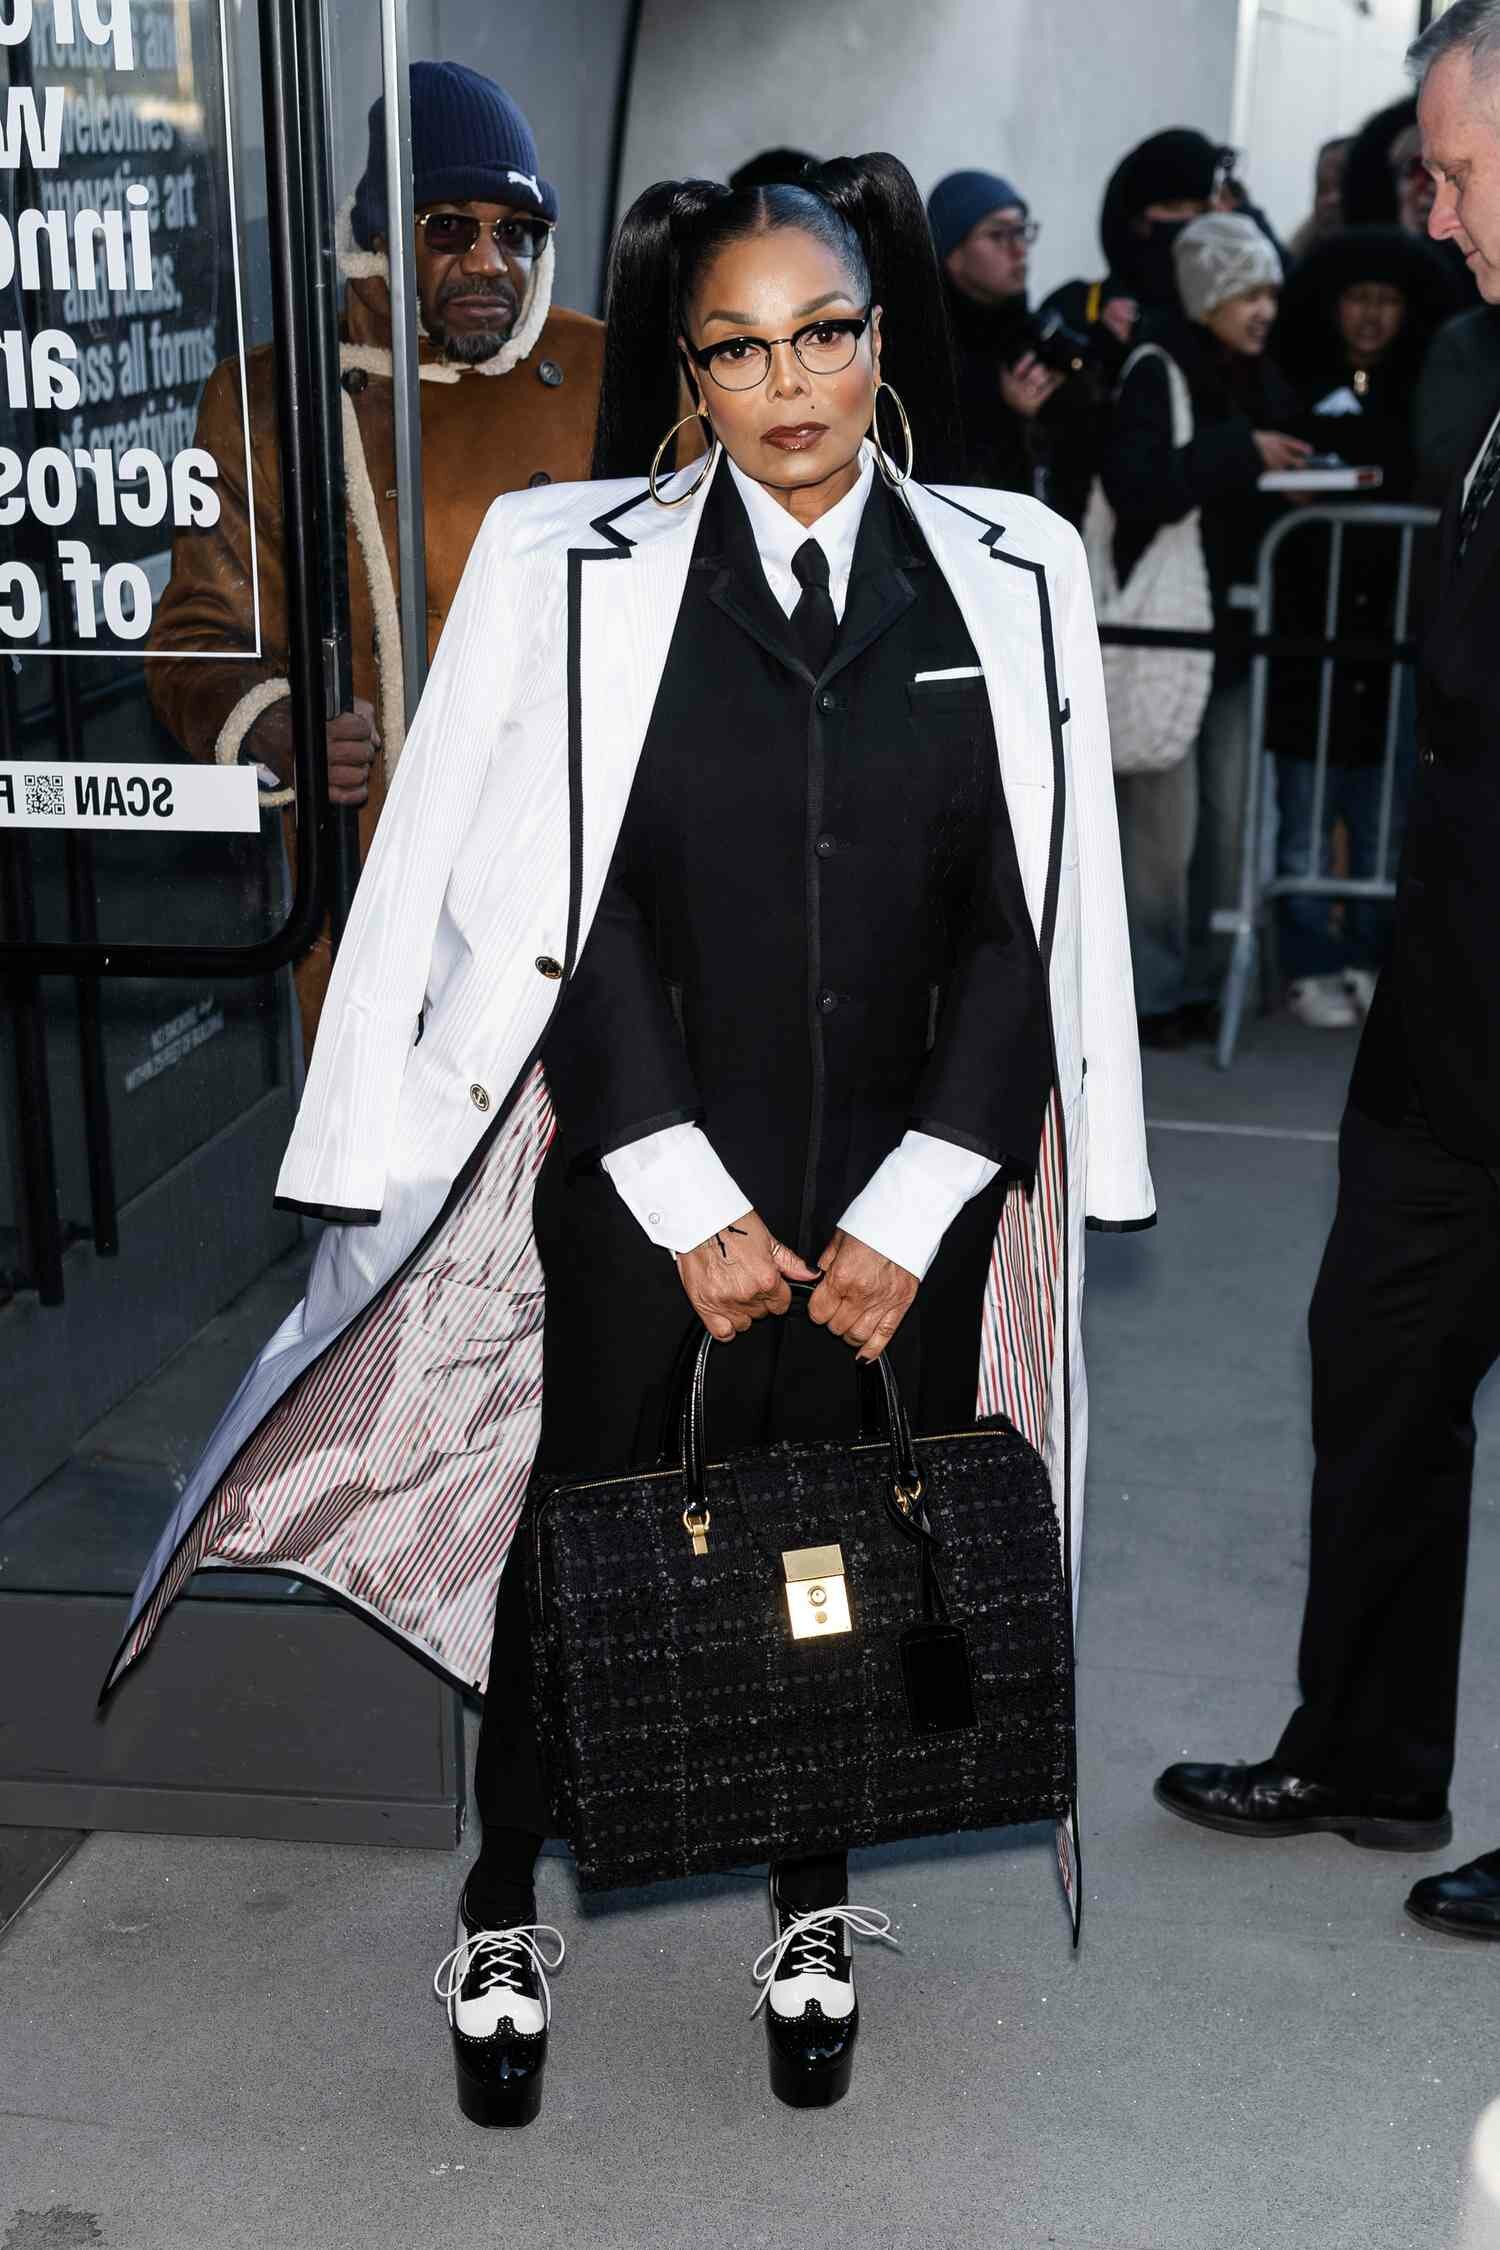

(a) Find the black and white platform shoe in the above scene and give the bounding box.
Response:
[433,1909,565,2128]
[751,1879,898,2108]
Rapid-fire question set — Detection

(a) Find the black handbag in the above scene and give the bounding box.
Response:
[526,1290,1077,1905]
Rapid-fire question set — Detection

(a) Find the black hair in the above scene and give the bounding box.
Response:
[728,147,820,193]
[1340,96,1416,227]
[591,153,965,484]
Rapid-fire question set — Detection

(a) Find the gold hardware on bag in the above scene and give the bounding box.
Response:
[782,1544,851,1639]
[891,1476,924,1519]
[683,1507,710,1557]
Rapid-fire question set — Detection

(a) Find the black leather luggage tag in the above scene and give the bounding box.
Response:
[900,1621,977,1735]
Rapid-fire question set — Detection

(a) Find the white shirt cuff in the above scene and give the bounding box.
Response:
[600,1122,751,1253]
[837,1130,1001,1280]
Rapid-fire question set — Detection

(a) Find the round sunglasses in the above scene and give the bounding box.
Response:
[415,210,552,261]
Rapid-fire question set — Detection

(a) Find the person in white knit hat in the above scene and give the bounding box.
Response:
[1099,210,1311,1044]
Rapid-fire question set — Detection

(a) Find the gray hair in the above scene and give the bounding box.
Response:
[1409,0,1500,85]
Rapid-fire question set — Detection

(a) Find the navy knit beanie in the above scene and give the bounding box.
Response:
[351,61,557,248]
[927,170,1027,263]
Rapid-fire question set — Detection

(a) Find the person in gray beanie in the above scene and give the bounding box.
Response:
[148,60,604,1053]
[1098,209,1309,1045]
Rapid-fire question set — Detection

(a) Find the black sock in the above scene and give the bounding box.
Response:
[773,1850,848,1913]
[462,1825,544,1931]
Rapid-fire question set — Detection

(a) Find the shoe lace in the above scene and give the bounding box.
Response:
[432,1923,566,2025]
[749,1905,899,2017]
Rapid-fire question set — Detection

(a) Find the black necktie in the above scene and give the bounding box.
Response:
[791,538,838,676]
[1459,417,1500,563]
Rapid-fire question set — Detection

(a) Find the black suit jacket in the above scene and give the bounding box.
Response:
[1355,388,1500,1159]
[541,466,1053,1255]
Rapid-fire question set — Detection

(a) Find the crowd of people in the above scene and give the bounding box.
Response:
[143,78,1497,1059]
[926,115,1482,1044]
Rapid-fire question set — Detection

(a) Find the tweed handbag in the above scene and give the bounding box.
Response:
[525,1293,1076,1900]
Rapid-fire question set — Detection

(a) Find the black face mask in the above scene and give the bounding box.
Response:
[1129,218,1191,309]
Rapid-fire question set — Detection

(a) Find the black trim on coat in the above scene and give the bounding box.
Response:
[1086,1214,1157,1233]
[916,480,1083,1944]
[273,1198,380,1223]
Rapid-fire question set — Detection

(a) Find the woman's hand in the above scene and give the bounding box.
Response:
[675,1211,820,1343]
[1253,431,1315,475]
[808,1229,919,1363]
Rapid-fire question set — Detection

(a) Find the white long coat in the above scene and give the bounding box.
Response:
[108,460,1155,1739]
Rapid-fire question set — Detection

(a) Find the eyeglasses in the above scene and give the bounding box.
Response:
[981,220,1040,248]
[684,309,872,392]
[415,210,553,261]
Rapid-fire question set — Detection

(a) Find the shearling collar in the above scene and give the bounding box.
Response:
[334,193,555,380]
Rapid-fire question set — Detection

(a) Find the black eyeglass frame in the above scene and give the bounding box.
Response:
[683,307,874,390]
[414,209,554,260]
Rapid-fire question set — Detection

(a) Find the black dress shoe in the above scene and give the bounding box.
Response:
[434,1902,565,2128]
[1405,1848,1500,1939]
[752,1879,897,2110]
[1154,1759,1452,1851]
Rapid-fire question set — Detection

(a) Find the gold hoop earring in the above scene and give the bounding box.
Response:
[870,383,913,490]
[649,411,718,507]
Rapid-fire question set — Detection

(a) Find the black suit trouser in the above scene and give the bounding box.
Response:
[1275,1067,1500,1800]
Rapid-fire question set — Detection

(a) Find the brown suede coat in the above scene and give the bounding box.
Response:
[147,274,603,1051]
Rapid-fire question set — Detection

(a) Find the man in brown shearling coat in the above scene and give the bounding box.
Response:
[148,63,603,1053]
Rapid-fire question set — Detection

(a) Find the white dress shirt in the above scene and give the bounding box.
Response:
[600,448,1001,1278]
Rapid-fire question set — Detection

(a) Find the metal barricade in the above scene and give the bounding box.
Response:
[1214,501,1439,1070]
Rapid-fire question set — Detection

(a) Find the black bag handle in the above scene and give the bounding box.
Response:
[678,1280,924,1539]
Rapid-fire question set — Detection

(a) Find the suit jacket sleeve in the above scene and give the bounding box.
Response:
[275,498,519,1216]
[1054,520,1156,1228]
[907,794,1053,1176]
[540,856,700,1156]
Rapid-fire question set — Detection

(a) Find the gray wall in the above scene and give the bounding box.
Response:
[618,0,1240,307]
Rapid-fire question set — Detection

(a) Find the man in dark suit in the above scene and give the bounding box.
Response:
[1154,0,1500,1941]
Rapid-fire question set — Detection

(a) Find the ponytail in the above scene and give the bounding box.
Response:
[813,154,966,484]
[591,153,965,485]
[590,177,728,481]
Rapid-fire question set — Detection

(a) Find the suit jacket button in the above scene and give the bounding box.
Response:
[528,469,552,487]
[470,1084,491,1112]
[538,358,564,387]
[1421,748,1436,767]
[816,989,839,1014]
[536,954,564,979]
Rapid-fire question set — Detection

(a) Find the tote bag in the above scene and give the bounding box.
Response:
[1082,344,1215,776]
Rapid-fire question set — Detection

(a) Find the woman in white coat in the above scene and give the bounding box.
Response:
[107,154,1154,2129]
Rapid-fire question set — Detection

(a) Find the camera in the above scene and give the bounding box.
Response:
[1025,307,1107,379]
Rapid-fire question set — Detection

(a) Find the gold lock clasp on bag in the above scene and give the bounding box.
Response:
[782,1544,852,1639]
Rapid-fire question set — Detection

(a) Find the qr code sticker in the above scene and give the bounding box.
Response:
[24,770,65,819]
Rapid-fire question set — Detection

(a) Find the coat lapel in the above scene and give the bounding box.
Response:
[900,482,1060,938]
[568,461,716,959]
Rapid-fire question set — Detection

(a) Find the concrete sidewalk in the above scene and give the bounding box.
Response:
[2,1019,1496,2250]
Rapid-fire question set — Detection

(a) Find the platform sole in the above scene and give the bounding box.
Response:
[1153,1782,1452,1853]
[454,2055,545,2128]
[768,2039,855,2109]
